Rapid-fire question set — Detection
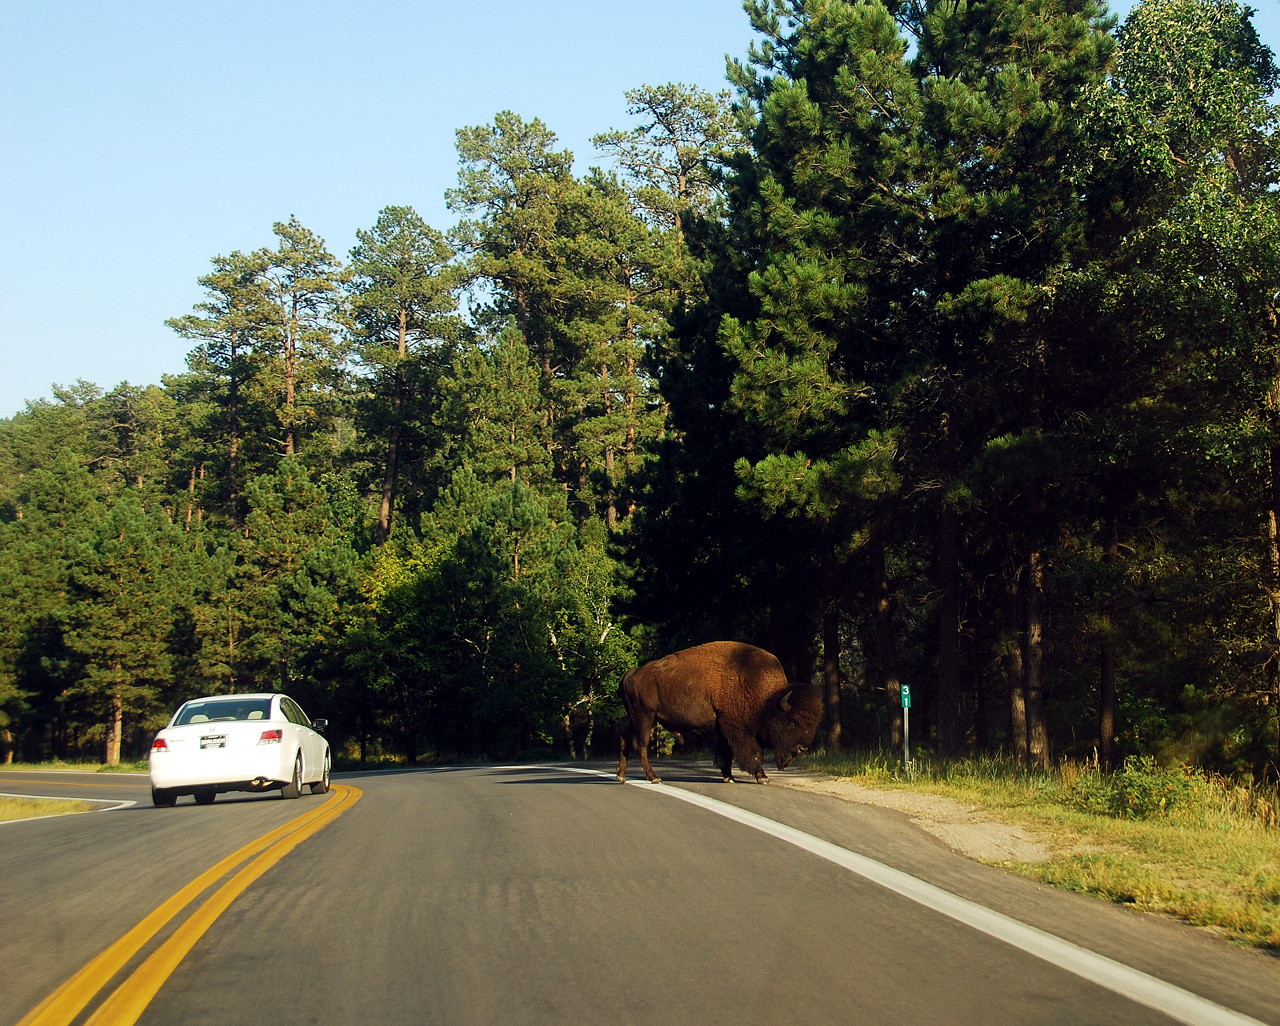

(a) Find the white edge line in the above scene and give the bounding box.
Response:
[512,764,1272,1026]
[0,792,137,825]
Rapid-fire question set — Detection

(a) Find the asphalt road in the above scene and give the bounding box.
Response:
[3,763,1280,1026]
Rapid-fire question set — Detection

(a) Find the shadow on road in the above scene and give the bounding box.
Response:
[489,763,730,786]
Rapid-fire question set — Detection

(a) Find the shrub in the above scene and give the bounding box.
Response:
[1112,756,1197,818]
[1065,756,1197,819]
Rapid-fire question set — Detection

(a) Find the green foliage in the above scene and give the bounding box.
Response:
[348,204,462,542]
[229,458,358,691]
[1065,756,1199,818]
[3,4,1280,778]
[62,491,189,714]
[593,81,745,255]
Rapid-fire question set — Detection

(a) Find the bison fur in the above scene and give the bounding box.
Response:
[615,641,822,784]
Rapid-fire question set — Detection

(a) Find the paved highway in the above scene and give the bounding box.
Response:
[3,763,1280,1026]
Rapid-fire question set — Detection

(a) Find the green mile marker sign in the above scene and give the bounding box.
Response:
[900,684,911,709]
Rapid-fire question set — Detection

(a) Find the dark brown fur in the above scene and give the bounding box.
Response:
[615,641,822,784]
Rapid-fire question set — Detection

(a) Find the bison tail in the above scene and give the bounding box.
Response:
[617,668,638,714]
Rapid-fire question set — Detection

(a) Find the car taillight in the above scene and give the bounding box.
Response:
[151,737,169,753]
[257,729,282,745]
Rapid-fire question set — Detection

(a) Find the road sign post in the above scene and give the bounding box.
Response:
[900,684,912,768]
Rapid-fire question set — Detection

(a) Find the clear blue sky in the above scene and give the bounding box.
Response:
[2,1,1277,419]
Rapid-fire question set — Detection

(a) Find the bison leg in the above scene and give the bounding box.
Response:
[619,710,662,783]
[722,726,768,784]
[713,733,736,783]
[616,725,630,783]
[636,718,662,784]
[616,721,661,782]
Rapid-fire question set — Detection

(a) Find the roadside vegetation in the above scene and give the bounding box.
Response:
[0,796,94,822]
[0,760,149,773]
[799,751,1280,948]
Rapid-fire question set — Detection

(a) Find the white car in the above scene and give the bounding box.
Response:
[149,693,331,807]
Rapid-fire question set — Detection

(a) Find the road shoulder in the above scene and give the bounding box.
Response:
[772,772,1054,863]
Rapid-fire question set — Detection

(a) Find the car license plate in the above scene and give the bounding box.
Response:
[200,735,227,749]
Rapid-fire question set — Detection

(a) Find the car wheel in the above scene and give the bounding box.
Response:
[194,788,216,805]
[282,753,303,799]
[309,751,330,795]
[151,787,177,808]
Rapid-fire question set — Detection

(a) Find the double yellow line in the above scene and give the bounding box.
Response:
[19,783,361,1026]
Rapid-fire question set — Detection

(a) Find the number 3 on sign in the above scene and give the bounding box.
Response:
[900,684,911,709]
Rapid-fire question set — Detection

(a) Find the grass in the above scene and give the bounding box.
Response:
[0,759,150,773]
[0,795,95,821]
[795,749,1280,949]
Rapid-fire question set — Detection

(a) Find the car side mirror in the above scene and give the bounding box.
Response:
[313,718,328,732]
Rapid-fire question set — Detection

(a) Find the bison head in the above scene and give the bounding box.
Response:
[762,684,822,769]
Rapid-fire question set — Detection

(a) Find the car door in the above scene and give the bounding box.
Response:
[282,696,321,782]
[277,697,304,780]
[296,698,323,781]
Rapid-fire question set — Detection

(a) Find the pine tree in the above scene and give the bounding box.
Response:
[349,205,460,544]
[701,0,1116,759]
[62,491,190,763]
[1068,0,1280,770]
[447,112,575,347]
[256,217,350,461]
[556,172,670,528]
[167,248,271,527]
[229,457,357,692]
[441,328,554,488]
[594,82,744,252]
[0,451,106,759]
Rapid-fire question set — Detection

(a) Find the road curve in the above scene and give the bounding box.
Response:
[4,764,1280,1026]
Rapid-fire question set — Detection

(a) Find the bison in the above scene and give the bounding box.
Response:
[615,641,822,784]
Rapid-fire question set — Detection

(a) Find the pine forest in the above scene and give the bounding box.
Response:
[4,0,1280,786]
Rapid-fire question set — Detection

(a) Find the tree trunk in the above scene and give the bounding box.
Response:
[515,283,529,337]
[228,328,240,528]
[1099,506,1120,771]
[1025,517,1051,770]
[822,607,843,750]
[1023,335,1050,770]
[105,692,123,766]
[284,298,297,456]
[1005,573,1029,766]
[1,727,12,764]
[870,529,904,749]
[1264,439,1280,775]
[936,485,965,755]
[625,354,638,519]
[969,663,989,751]
[605,448,617,529]
[570,456,586,531]
[377,414,401,546]
[377,309,410,546]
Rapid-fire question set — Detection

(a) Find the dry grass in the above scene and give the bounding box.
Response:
[0,796,95,822]
[797,750,1280,949]
[0,759,149,773]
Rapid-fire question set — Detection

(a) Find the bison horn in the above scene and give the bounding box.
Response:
[780,689,792,712]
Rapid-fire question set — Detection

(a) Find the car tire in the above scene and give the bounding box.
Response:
[194,788,216,805]
[152,787,177,808]
[309,751,330,795]
[282,753,303,799]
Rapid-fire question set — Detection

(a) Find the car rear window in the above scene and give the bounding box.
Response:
[175,699,273,725]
